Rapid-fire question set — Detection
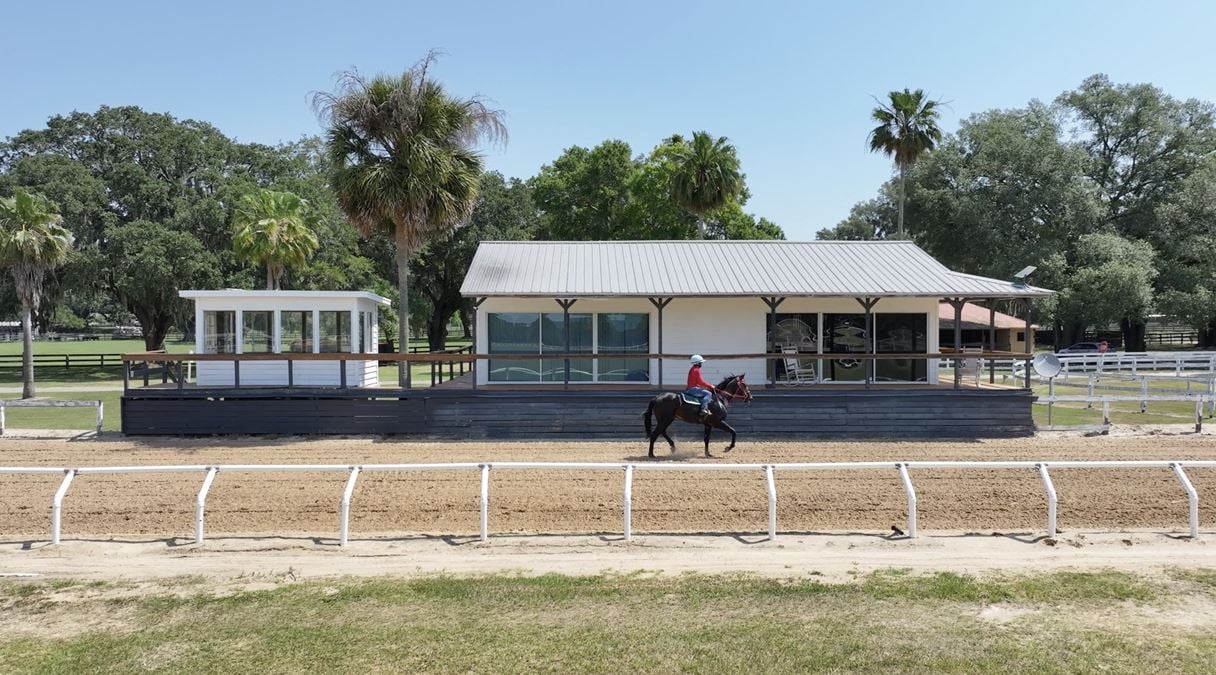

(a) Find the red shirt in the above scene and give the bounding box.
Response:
[687,366,713,390]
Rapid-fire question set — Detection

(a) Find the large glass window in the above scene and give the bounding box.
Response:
[203,311,236,354]
[360,311,374,353]
[487,311,647,383]
[280,311,313,353]
[242,311,272,353]
[768,312,818,382]
[488,313,541,382]
[823,313,867,382]
[319,311,351,353]
[541,313,593,382]
[597,313,650,382]
[875,314,928,382]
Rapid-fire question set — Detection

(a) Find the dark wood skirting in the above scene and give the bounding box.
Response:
[121,389,1035,438]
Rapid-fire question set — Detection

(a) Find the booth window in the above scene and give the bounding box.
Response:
[242,311,272,353]
[874,313,928,382]
[360,311,375,353]
[541,312,593,382]
[280,311,313,353]
[319,311,351,353]
[823,313,867,382]
[488,313,541,382]
[203,311,236,354]
[597,313,650,382]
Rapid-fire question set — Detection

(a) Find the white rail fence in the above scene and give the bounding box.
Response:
[2,460,1212,546]
[1028,351,1216,379]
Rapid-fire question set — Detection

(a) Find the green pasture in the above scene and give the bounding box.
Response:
[2,570,1214,673]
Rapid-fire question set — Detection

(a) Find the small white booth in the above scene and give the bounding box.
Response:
[181,290,389,387]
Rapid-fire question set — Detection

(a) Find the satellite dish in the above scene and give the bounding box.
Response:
[1032,352,1062,379]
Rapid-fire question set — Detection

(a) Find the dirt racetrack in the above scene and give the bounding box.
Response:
[1,432,1215,540]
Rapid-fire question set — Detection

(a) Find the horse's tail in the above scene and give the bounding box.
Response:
[643,400,655,437]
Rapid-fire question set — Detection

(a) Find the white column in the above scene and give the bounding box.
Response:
[272,310,282,354]
[350,309,360,354]
[195,306,205,353]
[312,310,321,354]
[235,309,244,354]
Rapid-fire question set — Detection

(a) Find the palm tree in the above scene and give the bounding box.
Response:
[0,189,74,399]
[868,88,943,238]
[669,132,744,239]
[232,189,319,290]
[314,55,505,376]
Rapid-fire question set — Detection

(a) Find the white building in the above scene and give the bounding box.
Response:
[181,290,388,387]
[459,240,1052,388]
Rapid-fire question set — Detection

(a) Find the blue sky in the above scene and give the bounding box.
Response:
[3,1,1214,240]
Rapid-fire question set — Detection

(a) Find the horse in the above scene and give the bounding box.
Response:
[642,374,753,458]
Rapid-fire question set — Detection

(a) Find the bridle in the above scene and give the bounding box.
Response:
[716,375,752,405]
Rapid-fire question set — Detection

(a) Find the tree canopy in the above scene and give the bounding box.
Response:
[823,75,1216,349]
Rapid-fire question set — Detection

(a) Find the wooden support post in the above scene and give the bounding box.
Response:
[648,297,673,389]
[988,303,997,384]
[855,298,880,389]
[471,298,485,391]
[233,360,240,389]
[287,359,294,388]
[763,297,786,388]
[1023,299,1034,390]
[556,299,578,390]
[945,298,967,390]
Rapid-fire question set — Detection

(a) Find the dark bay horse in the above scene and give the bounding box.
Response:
[643,374,753,458]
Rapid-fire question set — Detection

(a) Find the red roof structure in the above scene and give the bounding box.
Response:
[938,302,1037,330]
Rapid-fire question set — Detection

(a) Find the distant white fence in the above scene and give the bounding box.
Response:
[2,460,1212,546]
[1023,351,1216,379]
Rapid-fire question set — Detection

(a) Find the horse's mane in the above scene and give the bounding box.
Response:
[716,374,740,389]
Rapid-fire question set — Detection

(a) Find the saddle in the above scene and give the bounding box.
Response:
[680,392,701,406]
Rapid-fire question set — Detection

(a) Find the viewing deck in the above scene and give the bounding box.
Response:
[120,351,1035,438]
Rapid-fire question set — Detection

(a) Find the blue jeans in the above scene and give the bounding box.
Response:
[684,387,713,415]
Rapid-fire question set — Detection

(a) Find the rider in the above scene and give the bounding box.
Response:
[686,355,717,422]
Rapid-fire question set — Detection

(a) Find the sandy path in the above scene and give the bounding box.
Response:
[4,531,1213,583]
[1,433,1214,541]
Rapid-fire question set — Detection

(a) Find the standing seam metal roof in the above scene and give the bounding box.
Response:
[459,241,1054,298]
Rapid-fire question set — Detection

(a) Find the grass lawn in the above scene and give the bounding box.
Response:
[1,570,1214,673]
[0,390,121,432]
[1033,379,1211,428]
[0,339,195,357]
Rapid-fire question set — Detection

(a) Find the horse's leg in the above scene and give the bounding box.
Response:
[703,424,713,458]
[648,414,665,458]
[662,426,676,453]
[714,420,737,452]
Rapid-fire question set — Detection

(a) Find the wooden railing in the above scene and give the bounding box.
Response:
[121,349,1034,393]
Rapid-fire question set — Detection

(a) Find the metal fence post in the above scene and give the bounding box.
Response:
[898,463,917,538]
[479,464,490,542]
[339,466,361,546]
[195,467,218,544]
[623,464,634,542]
[51,469,76,545]
[1037,464,1057,539]
[1171,463,1200,539]
[765,465,777,541]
